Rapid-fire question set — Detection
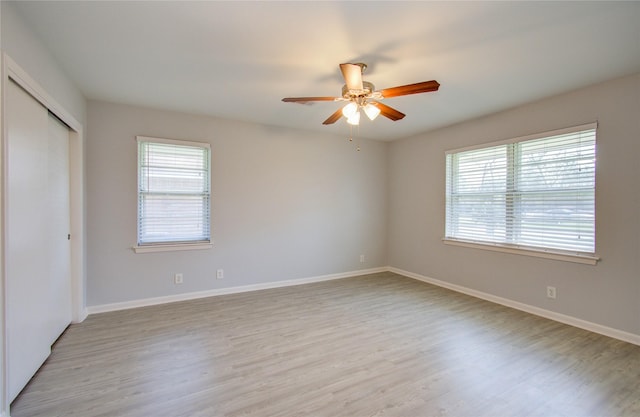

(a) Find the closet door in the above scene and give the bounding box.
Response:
[6,79,72,402]
[46,113,72,344]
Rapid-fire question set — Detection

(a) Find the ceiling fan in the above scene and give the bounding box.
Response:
[282,63,440,126]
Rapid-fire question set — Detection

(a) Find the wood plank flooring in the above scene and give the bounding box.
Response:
[10,272,640,416]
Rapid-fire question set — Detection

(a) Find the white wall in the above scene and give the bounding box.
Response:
[86,101,388,307]
[388,73,640,336]
[1,2,85,123]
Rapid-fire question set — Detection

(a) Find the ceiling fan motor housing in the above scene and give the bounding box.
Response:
[342,81,375,99]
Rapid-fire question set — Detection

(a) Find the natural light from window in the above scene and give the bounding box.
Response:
[137,136,211,249]
[444,123,597,263]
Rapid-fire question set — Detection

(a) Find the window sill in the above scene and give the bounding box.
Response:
[442,238,599,265]
[132,242,213,254]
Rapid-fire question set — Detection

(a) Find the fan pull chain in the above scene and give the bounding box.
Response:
[347,125,361,151]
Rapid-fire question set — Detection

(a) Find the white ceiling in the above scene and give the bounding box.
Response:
[11,1,640,141]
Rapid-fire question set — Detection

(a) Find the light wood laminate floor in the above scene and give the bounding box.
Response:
[11,272,640,417]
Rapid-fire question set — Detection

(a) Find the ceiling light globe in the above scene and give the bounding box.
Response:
[347,110,361,125]
[342,102,358,118]
[364,103,381,120]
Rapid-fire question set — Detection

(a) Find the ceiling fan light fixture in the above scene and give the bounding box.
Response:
[363,103,381,120]
[342,102,358,118]
[282,62,439,128]
[346,110,360,125]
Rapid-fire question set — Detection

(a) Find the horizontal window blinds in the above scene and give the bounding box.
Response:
[445,125,596,254]
[138,138,210,245]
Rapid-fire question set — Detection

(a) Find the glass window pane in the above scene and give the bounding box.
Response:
[445,126,595,254]
[138,139,211,245]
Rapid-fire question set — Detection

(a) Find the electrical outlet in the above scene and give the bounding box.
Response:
[546,286,557,299]
[360,254,365,263]
[174,273,184,284]
[216,269,224,279]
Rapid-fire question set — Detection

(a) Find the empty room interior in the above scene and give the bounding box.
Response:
[1,1,640,416]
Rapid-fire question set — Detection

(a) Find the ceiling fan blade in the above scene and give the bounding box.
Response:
[340,63,364,91]
[282,97,339,104]
[371,101,405,121]
[379,80,440,98]
[322,108,344,125]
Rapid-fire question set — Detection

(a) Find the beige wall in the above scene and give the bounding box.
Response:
[388,73,640,336]
[86,101,388,306]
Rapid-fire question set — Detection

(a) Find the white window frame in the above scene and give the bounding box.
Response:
[133,136,212,254]
[443,123,599,265]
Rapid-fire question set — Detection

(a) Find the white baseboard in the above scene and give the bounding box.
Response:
[86,265,639,347]
[87,267,388,315]
[72,307,89,324]
[389,266,640,347]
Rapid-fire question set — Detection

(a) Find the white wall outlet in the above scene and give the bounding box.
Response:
[174,273,184,284]
[360,254,365,263]
[216,269,224,279]
[546,286,557,299]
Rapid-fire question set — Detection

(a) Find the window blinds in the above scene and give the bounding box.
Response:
[137,137,210,245]
[445,124,596,254]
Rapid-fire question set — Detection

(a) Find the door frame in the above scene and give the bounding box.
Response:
[0,53,86,413]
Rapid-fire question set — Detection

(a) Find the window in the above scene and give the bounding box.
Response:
[445,123,597,263]
[136,136,211,251]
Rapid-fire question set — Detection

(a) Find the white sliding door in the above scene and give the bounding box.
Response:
[46,114,72,344]
[6,79,72,402]
[6,79,50,402]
